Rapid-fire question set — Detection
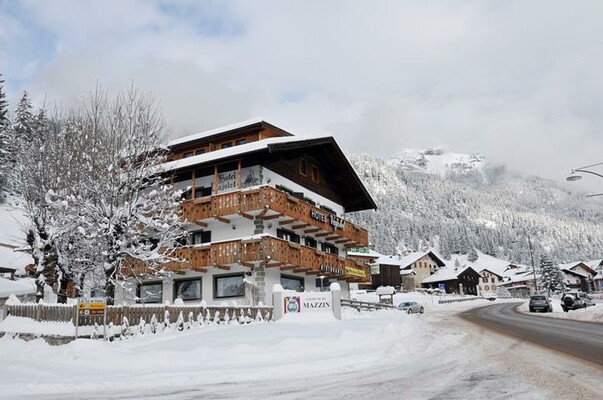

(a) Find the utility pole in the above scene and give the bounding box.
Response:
[527,233,538,292]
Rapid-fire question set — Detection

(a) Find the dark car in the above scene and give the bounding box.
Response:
[561,291,595,312]
[529,295,553,312]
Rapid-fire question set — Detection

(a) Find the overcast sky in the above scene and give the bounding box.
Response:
[1,1,602,190]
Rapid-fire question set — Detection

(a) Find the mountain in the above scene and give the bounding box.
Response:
[347,149,603,265]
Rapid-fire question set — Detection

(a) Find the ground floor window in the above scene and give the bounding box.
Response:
[214,273,245,298]
[138,282,163,303]
[174,278,202,301]
[281,275,304,292]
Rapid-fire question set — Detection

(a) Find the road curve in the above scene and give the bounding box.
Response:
[460,302,603,367]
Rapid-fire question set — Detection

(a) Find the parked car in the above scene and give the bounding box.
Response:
[529,295,553,312]
[397,301,424,314]
[561,291,596,312]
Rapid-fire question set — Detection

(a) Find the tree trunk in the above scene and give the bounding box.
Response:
[105,267,116,305]
[34,274,45,303]
[57,277,69,304]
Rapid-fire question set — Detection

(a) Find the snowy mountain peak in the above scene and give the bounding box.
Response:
[387,148,486,176]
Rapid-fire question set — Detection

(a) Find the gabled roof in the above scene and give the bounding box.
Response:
[161,135,377,212]
[558,261,597,276]
[421,265,479,284]
[561,268,589,278]
[168,118,293,148]
[479,268,504,279]
[376,251,446,268]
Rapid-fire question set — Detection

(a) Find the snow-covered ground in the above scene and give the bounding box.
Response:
[1,300,601,400]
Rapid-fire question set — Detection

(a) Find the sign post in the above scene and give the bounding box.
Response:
[77,297,107,339]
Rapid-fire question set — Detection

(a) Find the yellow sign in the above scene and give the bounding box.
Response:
[345,266,366,278]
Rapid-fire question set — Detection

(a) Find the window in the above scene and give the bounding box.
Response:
[221,142,233,149]
[299,159,307,176]
[281,275,304,292]
[276,184,294,196]
[174,279,201,301]
[304,236,317,248]
[214,274,245,298]
[195,186,212,198]
[491,277,495,283]
[311,165,319,183]
[174,171,193,201]
[321,242,339,256]
[138,282,163,303]
[235,138,247,146]
[277,228,300,244]
[191,230,211,245]
[195,149,206,155]
[183,152,194,158]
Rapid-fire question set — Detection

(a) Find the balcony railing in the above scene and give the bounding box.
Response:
[128,236,371,283]
[181,185,369,247]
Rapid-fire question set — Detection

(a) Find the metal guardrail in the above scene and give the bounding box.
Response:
[438,296,483,304]
[341,299,396,311]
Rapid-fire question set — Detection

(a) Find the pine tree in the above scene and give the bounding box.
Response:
[538,253,565,293]
[467,248,479,262]
[0,74,10,198]
[13,91,33,154]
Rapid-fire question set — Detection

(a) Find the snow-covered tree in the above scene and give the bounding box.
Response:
[13,91,33,153]
[538,253,565,293]
[0,74,10,199]
[467,248,479,262]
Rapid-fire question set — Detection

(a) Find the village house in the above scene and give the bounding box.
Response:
[558,261,598,292]
[117,119,376,306]
[478,268,504,297]
[367,251,445,291]
[421,265,481,295]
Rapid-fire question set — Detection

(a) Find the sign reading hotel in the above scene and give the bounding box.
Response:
[284,292,332,314]
[344,266,367,279]
[217,171,238,193]
[310,210,345,230]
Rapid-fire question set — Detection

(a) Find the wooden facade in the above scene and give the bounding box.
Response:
[129,236,370,283]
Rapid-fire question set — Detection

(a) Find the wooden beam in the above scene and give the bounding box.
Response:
[278,218,297,225]
[194,220,208,228]
[280,265,299,271]
[344,242,359,248]
[315,232,330,238]
[265,262,283,268]
[257,207,269,218]
[242,262,255,268]
[214,216,231,224]
[325,235,339,241]
[304,228,320,234]
[214,264,231,270]
[305,270,319,275]
[292,223,309,230]
[335,238,350,244]
[192,267,208,273]
[293,268,309,273]
[263,213,282,220]
[239,212,254,220]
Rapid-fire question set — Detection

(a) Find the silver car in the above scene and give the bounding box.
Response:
[397,301,424,314]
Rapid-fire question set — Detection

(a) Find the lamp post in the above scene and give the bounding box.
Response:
[566,162,603,197]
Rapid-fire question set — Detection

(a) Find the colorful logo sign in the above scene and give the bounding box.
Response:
[284,296,301,313]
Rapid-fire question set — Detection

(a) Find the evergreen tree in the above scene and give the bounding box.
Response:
[13,91,33,153]
[0,74,10,198]
[467,248,479,262]
[538,253,565,293]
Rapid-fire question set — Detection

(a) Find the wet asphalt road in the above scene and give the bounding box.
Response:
[460,302,603,367]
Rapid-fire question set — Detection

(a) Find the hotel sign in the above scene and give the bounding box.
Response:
[217,171,238,193]
[310,210,345,230]
[284,292,332,314]
[345,266,367,279]
[320,264,343,275]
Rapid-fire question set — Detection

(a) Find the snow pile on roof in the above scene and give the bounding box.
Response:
[161,136,317,172]
[0,278,36,298]
[347,248,382,258]
[169,118,266,147]
[446,251,514,278]
[422,265,473,284]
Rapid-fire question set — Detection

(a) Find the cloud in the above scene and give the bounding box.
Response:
[1,0,603,189]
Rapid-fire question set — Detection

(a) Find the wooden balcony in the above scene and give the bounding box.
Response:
[181,185,369,247]
[128,236,371,283]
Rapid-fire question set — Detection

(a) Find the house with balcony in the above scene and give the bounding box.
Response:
[118,119,376,306]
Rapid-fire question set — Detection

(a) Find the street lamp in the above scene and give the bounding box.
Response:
[566,162,603,197]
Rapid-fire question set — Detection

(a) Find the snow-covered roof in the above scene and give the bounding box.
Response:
[447,251,514,278]
[347,248,382,258]
[585,259,603,270]
[561,268,589,278]
[0,277,36,298]
[400,269,416,276]
[375,250,445,268]
[421,265,475,284]
[169,118,269,147]
[161,136,310,173]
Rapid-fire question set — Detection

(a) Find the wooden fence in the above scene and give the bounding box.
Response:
[340,299,395,311]
[2,303,273,326]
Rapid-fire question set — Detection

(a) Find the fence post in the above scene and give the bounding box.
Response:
[330,282,341,320]
[2,304,7,321]
[272,284,284,321]
[36,303,43,321]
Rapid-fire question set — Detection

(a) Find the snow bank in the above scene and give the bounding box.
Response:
[518,301,603,322]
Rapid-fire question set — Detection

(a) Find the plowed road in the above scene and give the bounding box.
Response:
[460,302,603,366]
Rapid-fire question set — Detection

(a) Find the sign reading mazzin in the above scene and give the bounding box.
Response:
[283,292,332,314]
